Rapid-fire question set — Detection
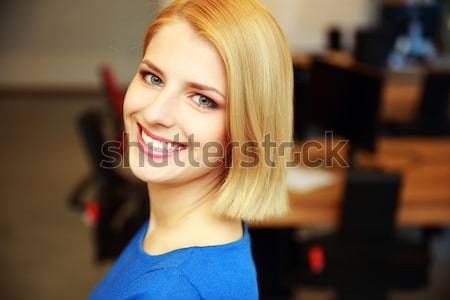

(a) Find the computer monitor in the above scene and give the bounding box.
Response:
[307,58,384,167]
[381,3,442,41]
[293,64,312,140]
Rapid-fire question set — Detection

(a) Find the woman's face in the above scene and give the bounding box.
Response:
[123,19,227,185]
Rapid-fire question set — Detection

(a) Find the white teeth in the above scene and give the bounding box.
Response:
[141,130,179,152]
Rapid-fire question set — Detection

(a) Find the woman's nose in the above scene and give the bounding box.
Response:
[142,89,176,128]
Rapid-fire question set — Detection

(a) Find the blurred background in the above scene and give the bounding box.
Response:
[1,0,449,299]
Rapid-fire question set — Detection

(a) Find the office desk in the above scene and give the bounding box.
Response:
[382,70,423,123]
[250,138,450,228]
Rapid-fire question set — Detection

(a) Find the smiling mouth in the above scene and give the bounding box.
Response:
[136,123,187,157]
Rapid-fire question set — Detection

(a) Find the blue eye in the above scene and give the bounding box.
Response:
[142,72,163,87]
[192,94,218,109]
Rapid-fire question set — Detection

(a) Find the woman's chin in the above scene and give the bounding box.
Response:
[128,156,185,185]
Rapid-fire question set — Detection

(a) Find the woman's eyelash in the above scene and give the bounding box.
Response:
[140,71,163,86]
[138,70,218,110]
[192,94,218,109]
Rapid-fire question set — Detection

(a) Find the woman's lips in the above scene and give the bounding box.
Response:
[136,123,187,158]
[138,123,188,147]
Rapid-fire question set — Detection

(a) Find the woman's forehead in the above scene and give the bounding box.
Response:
[143,20,226,96]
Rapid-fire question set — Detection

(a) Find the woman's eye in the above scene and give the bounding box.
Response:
[192,94,218,109]
[142,72,163,87]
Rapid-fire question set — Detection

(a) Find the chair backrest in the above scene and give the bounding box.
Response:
[354,27,396,68]
[99,64,125,123]
[77,109,124,187]
[416,69,450,128]
[99,64,126,154]
[338,170,402,242]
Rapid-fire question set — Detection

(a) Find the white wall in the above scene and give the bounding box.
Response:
[0,0,159,88]
[259,0,377,52]
[0,0,376,88]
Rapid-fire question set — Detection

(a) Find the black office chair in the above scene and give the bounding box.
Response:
[68,109,148,261]
[384,69,450,136]
[353,27,396,69]
[250,227,298,299]
[294,170,430,300]
[414,69,450,134]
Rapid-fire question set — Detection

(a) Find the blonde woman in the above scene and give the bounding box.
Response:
[88,0,293,299]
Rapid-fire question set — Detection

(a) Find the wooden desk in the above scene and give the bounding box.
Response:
[382,70,423,123]
[250,138,450,228]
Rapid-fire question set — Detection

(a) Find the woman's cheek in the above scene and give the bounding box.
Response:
[124,84,151,114]
[196,114,227,151]
[123,82,138,115]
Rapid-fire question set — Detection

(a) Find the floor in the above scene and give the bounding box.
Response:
[0,97,449,300]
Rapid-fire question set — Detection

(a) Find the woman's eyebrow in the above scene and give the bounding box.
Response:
[142,59,165,76]
[187,82,225,99]
[141,59,225,99]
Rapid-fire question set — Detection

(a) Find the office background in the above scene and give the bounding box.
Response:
[1,0,449,299]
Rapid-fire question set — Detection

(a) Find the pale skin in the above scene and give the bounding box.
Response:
[123,19,242,255]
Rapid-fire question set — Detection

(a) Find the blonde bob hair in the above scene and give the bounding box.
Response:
[142,0,293,222]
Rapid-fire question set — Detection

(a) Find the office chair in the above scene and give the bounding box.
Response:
[414,69,450,134]
[99,64,125,125]
[98,63,126,155]
[68,109,148,261]
[250,227,298,299]
[294,170,430,300]
[354,27,396,68]
[383,69,450,136]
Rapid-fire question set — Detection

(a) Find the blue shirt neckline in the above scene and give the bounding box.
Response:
[138,218,249,259]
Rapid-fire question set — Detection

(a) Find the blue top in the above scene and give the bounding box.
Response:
[88,219,259,300]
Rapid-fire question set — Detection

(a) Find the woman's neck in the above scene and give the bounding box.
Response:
[143,171,243,254]
[146,169,224,231]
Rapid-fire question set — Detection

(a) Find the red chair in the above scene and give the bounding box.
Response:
[98,63,126,155]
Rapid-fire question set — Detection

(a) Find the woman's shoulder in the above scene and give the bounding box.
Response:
[176,224,259,300]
